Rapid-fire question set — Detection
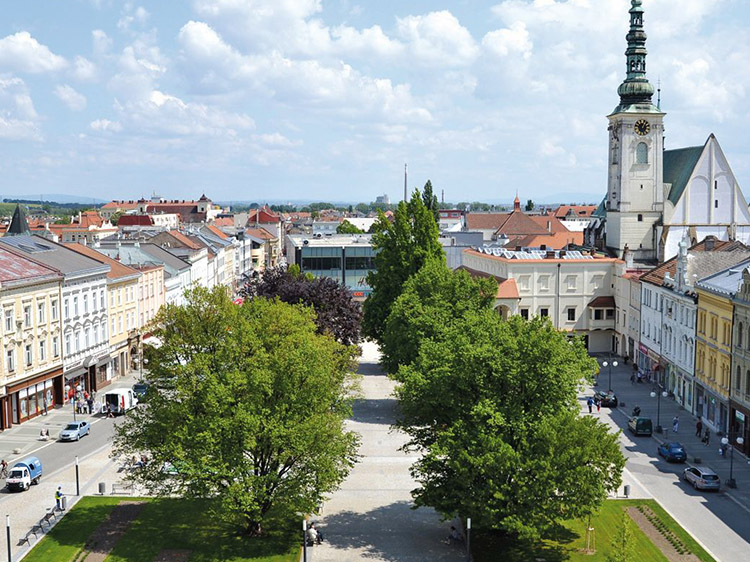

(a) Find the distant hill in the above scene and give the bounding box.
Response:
[2,194,107,205]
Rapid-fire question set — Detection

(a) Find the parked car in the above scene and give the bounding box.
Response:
[658,442,687,463]
[595,390,618,407]
[59,421,90,441]
[683,466,721,491]
[628,416,653,436]
[132,382,150,399]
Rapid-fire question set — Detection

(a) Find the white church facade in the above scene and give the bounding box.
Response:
[590,0,750,262]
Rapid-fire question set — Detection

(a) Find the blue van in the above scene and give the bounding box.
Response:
[5,456,42,492]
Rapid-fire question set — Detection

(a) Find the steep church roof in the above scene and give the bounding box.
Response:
[7,204,31,236]
[664,143,705,205]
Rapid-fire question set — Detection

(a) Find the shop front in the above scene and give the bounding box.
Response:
[1,366,63,429]
[84,353,110,392]
[668,363,693,412]
[695,384,727,432]
[637,344,663,383]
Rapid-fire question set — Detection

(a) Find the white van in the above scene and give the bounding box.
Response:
[102,389,138,415]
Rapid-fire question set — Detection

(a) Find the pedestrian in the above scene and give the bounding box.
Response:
[42,397,48,416]
[703,427,711,446]
[587,397,594,414]
[0,459,7,478]
[55,487,64,510]
[672,416,679,433]
[696,419,703,437]
[306,524,318,546]
[87,397,94,414]
[596,399,601,414]
[630,373,636,385]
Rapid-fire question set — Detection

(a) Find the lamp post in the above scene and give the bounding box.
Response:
[724,434,743,489]
[75,456,80,496]
[302,519,307,562]
[602,358,618,392]
[466,517,472,562]
[650,388,668,433]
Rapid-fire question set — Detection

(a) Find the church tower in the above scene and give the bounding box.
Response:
[606,0,665,260]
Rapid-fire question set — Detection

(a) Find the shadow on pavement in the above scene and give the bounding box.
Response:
[351,398,398,426]
[356,361,385,377]
[317,500,462,562]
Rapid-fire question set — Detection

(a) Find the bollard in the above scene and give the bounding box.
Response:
[623,485,630,498]
[98,482,106,495]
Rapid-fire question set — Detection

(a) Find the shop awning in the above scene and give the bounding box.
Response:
[64,367,87,381]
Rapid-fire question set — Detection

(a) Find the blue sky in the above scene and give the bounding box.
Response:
[0,0,748,204]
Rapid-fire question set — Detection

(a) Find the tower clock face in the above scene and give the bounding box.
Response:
[634,119,650,136]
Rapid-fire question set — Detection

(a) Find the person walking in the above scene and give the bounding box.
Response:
[672,416,679,433]
[0,459,7,478]
[55,487,64,510]
[587,397,594,414]
[696,419,703,437]
[596,398,601,414]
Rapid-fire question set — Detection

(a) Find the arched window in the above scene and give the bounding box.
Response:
[739,323,744,349]
[737,366,742,391]
[636,142,648,164]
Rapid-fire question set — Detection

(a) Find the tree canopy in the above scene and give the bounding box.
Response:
[362,189,444,345]
[422,180,440,225]
[336,220,364,234]
[240,265,362,346]
[113,287,359,535]
[395,313,624,539]
[381,259,497,374]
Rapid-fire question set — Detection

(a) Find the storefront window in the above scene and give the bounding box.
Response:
[20,396,28,419]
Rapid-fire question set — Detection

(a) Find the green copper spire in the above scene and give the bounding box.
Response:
[614,0,658,113]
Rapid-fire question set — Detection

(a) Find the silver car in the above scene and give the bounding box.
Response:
[59,421,91,441]
[683,466,721,491]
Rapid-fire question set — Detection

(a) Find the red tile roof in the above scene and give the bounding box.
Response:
[588,296,615,308]
[205,224,229,239]
[511,231,584,249]
[247,207,281,224]
[466,213,508,230]
[554,205,598,218]
[118,215,154,227]
[246,227,276,240]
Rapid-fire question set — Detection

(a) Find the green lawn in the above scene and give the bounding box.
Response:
[23,496,300,562]
[472,499,715,562]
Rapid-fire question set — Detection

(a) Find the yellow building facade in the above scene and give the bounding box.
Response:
[695,271,742,431]
[0,247,64,428]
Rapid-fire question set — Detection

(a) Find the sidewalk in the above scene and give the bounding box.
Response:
[0,369,143,462]
[593,357,750,509]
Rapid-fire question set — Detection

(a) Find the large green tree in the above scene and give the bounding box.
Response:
[113,287,359,535]
[381,258,496,374]
[362,190,444,345]
[396,313,624,539]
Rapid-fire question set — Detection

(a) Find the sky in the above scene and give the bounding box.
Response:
[0,0,749,205]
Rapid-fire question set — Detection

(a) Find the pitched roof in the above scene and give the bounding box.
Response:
[203,224,229,240]
[75,211,105,228]
[554,205,598,218]
[118,215,155,227]
[697,259,750,297]
[246,227,276,240]
[588,296,615,308]
[529,214,569,233]
[664,142,706,205]
[64,243,141,281]
[640,238,749,287]
[466,213,507,230]
[102,201,139,210]
[511,231,584,249]
[0,235,110,276]
[213,217,234,228]
[495,211,549,237]
[0,245,60,284]
[164,230,203,250]
[7,204,31,236]
[247,207,280,224]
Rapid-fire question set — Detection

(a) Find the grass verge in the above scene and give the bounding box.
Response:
[472,499,715,562]
[23,496,300,562]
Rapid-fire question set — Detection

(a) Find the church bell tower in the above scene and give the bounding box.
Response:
[606,0,665,260]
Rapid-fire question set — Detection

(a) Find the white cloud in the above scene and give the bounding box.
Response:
[54,84,87,111]
[0,76,40,140]
[483,22,533,59]
[72,56,97,81]
[0,32,67,74]
[256,132,302,148]
[396,11,479,67]
[118,4,151,31]
[90,119,122,132]
[92,30,113,57]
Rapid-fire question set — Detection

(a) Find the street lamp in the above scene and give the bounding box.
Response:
[302,519,307,562]
[724,435,744,489]
[602,359,618,392]
[650,389,668,433]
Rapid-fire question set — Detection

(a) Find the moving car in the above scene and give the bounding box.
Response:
[657,442,687,463]
[683,466,721,491]
[628,416,653,436]
[59,420,91,441]
[132,382,150,399]
[594,390,618,407]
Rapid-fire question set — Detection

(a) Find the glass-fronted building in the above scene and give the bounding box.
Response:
[286,235,376,299]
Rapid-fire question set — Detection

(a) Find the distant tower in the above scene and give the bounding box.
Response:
[605,0,665,260]
[404,163,408,202]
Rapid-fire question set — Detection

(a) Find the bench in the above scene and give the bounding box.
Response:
[42,510,56,526]
[111,481,134,495]
[18,524,43,546]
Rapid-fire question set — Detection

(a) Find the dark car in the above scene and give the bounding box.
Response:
[132,382,150,399]
[594,390,618,408]
[628,417,653,436]
[658,441,687,463]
